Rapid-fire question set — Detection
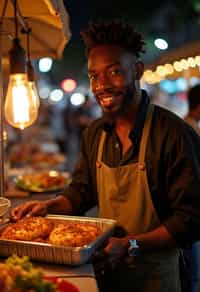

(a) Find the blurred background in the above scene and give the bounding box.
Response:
[2,0,200,172]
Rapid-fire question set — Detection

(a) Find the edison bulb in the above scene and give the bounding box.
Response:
[28,81,40,109]
[4,73,39,130]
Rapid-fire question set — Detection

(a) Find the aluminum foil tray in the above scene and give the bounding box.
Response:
[0,214,116,265]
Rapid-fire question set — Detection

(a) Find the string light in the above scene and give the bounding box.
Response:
[142,55,200,84]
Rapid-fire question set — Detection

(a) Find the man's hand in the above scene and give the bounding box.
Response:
[104,237,129,269]
[11,200,49,222]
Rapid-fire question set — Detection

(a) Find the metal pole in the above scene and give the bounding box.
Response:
[0,24,5,197]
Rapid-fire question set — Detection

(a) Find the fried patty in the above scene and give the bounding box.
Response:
[0,217,54,241]
[49,222,101,247]
[0,218,101,247]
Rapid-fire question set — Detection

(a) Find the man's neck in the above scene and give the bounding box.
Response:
[188,111,199,123]
[115,94,141,130]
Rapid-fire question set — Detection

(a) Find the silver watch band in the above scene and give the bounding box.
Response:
[128,239,139,256]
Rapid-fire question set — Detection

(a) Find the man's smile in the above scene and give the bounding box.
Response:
[99,96,114,107]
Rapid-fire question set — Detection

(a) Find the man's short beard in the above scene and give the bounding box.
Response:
[102,84,136,123]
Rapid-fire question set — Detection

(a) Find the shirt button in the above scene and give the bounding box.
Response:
[138,162,146,170]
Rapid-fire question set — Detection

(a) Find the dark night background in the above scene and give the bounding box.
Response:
[48,0,200,88]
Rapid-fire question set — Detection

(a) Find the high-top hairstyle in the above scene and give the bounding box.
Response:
[81,20,145,58]
[187,84,200,111]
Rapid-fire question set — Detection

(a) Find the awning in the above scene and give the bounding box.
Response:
[0,0,71,59]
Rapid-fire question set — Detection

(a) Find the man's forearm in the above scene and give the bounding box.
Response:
[129,225,177,250]
[46,195,73,215]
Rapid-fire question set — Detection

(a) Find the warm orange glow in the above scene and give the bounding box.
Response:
[61,79,77,92]
[4,74,39,129]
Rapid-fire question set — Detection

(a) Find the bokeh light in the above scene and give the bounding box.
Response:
[49,89,64,102]
[61,79,77,92]
[154,38,168,50]
[70,93,85,106]
[39,58,53,73]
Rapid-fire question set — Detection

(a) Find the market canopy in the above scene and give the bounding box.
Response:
[0,0,71,60]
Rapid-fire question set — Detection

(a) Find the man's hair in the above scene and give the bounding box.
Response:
[187,84,200,111]
[81,20,145,58]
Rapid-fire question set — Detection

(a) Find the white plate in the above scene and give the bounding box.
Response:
[15,171,71,193]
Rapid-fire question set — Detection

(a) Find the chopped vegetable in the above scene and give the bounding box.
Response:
[0,255,56,292]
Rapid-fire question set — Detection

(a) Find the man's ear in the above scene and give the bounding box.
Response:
[135,61,144,80]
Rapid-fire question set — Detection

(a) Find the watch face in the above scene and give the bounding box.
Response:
[128,239,139,256]
[129,239,139,248]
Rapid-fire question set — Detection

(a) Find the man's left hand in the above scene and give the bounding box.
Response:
[104,237,129,269]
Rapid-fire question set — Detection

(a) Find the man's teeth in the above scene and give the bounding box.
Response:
[101,97,113,104]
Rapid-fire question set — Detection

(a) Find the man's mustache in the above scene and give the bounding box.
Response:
[96,89,123,97]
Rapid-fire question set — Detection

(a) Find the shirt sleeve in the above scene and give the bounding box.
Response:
[59,129,98,215]
[163,124,200,247]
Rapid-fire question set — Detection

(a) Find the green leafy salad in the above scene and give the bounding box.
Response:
[0,255,56,292]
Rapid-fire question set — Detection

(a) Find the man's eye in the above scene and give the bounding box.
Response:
[110,69,122,76]
[89,75,97,81]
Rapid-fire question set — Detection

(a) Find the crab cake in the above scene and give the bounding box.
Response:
[49,222,101,247]
[1,217,53,241]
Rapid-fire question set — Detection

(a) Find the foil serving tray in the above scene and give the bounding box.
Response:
[0,214,116,265]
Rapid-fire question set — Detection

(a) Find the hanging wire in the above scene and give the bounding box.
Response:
[14,0,18,39]
[25,26,35,82]
[0,0,14,40]
[26,27,32,62]
[11,0,29,33]
[0,0,8,24]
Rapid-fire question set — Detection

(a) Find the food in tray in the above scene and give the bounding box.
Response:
[0,217,54,241]
[0,216,102,247]
[15,171,70,192]
[0,254,79,292]
[49,222,101,247]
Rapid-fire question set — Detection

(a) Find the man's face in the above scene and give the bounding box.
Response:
[88,45,138,120]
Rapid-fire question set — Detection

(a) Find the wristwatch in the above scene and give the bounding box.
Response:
[128,239,139,256]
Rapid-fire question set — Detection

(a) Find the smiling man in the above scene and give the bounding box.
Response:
[11,20,200,292]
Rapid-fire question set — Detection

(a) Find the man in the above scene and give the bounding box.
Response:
[12,21,200,292]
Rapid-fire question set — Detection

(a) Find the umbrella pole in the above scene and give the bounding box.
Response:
[0,34,5,197]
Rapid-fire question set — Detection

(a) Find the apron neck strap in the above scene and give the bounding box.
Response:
[97,130,106,162]
[138,103,154,163]
[97,104,154,163]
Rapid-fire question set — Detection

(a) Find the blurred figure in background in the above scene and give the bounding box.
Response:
[184,84,200,135]
[78,95,95,134]
[62,95,95,171]
[184,84,200,292]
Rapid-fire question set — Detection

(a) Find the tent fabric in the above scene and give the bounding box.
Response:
[0,0,71,59]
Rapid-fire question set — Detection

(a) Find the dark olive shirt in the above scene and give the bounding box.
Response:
[61,90,200,248]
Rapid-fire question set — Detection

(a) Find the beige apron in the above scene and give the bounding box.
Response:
[96,104,181,292]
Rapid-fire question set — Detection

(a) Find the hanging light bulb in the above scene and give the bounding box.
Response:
[4,39,39,130]
[4,0,39,130]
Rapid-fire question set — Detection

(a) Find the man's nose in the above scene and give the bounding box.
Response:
[95,73,111,91]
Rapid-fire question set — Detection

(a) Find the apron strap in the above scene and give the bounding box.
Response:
[139,104,154,164]
[97,104,154,164]
[97,130,106,162]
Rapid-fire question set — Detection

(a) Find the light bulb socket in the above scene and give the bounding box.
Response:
[27,60,34,82]
[9,38,26,74]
